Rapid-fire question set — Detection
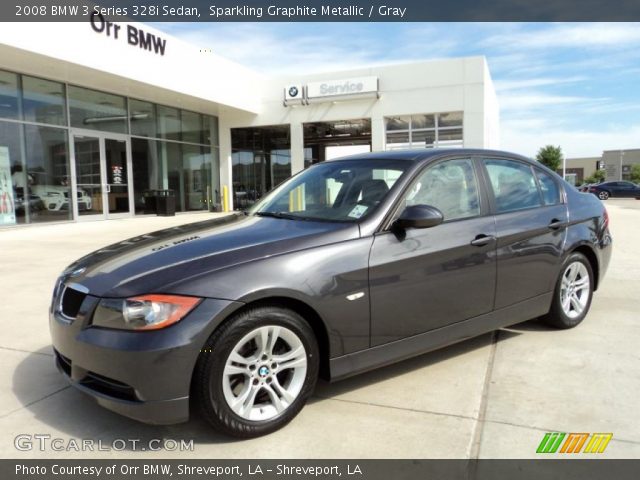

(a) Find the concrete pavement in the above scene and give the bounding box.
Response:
[0,202,638,458]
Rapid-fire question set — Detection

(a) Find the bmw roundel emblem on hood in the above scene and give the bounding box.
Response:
[288,86,299,97]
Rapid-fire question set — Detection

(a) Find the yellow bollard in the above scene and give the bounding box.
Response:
[222,185,229,212]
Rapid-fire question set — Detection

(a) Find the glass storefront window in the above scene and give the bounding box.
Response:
[0,121,25,225]
[231,125,292,209]
[129,99,157,138]
[161,141,182,210]
[24,125,71,223]
[131,138,162,214]
[411,114,435,129]
[182,144,210,211]
[157,105,180,141]
[0,68,219,224]
[22,75,66,126]
[385,116,410,131]
[385,111,463,149]
[0,70,20,120]
[439,111,463,127]
[412,130,436,147]
[182,110,202,144]
[69,85,127,134]
[206,116,219,146]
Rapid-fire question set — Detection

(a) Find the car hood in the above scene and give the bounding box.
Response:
[62,214,360,298]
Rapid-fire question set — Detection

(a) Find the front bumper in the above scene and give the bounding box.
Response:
[50,293,241,425]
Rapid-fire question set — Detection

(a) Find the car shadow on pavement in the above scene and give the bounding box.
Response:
[310,329,521,403]
[505,318,557,332]
[11,348,244,448]
[12,327,523,448]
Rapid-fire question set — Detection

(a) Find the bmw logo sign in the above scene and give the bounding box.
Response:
[259,366,270,377]
[288,86,299,97]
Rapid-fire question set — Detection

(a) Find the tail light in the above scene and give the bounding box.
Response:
[603,207,609,230]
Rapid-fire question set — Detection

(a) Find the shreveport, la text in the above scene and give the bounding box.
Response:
[15,463,363,477]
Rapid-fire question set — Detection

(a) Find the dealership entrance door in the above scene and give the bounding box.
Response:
[70,131,133,220]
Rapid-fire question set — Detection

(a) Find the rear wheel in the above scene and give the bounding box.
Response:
[541,252,593,329]
[193,306,319,438]
[598,191,610,200]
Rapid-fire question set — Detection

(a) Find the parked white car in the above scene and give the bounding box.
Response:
[31,185,92,212]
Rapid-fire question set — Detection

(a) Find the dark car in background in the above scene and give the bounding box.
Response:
[50,149,612,437]
[587,181,640,200]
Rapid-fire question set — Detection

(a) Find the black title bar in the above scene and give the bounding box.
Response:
[3,460,640,480]
[4,0,640,21]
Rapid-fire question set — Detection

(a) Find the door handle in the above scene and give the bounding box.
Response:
[470,234,495,247]
[548,218,564,230]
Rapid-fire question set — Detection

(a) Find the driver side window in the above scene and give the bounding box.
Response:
[404,158,480,221]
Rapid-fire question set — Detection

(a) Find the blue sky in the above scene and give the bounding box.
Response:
[156,22,640,158]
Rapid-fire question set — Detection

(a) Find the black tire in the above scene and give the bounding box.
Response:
[598,191,609,200]
[193,306,319,438]
[541,252,594,329]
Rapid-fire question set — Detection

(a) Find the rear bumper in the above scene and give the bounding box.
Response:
[50,295,241,425]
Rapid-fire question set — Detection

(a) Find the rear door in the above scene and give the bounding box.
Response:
[481,158,568,309]
[368,157,497,346]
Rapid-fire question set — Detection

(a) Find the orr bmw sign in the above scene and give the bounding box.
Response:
[284,76,379,106]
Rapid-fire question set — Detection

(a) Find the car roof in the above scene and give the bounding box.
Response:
[326,148,533,164]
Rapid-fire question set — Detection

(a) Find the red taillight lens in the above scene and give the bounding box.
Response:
[603,207,609,230]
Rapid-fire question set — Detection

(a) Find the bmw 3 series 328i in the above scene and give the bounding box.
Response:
[50,149,611,437]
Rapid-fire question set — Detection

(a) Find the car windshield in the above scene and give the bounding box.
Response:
[249,159,410,222]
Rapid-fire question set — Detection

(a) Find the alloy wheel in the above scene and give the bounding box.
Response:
[222,326,307,421]
[560,261,590,319]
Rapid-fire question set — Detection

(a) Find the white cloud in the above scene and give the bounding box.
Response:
[495,76,585,91]
[164,23,393,75]
[501,123,640,158]
[498,92,603,111]
[484,23,640,51]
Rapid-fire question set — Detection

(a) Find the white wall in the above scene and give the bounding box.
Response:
[221,56,500,208]
[0,22,263,115]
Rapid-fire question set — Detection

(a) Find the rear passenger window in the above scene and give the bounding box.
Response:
[535,170,560,205]
[484,159,542,213]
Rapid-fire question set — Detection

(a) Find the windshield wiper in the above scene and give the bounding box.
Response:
[253,211,300,220]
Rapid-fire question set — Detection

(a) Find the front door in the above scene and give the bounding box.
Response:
[369,157,497,346]
[71,132,132,220]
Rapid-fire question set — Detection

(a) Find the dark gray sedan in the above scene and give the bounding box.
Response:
[50,149,612,437]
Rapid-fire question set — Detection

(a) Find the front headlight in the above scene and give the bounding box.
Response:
[93,294,201,331]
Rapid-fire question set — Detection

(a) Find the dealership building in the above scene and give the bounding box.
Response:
[0,19,499,226]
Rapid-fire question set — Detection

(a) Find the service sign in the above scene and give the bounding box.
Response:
[0,146,16,226]
[306,76,378,100]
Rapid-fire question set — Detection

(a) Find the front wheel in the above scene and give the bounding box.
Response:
[598,191,610,200]
[193,306,319,438]
[541,253,594,329]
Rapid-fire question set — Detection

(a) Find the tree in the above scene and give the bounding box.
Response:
[536,145,564,172]
[584,169,605,185]
[630,164,640,184]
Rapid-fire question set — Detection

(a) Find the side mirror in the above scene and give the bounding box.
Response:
[394,204,444,229]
